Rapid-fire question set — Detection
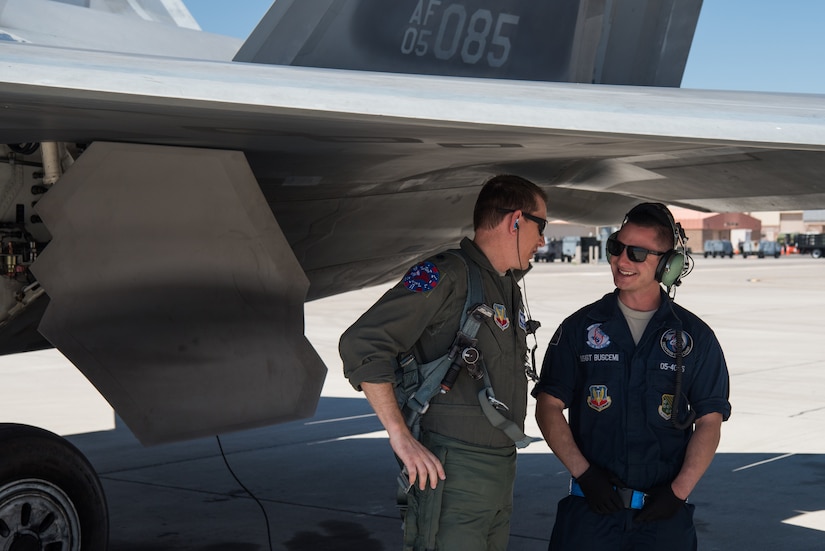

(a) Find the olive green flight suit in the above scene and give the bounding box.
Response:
[340,237,530,550]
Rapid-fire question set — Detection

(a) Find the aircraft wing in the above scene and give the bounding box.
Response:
[1,0,825,445]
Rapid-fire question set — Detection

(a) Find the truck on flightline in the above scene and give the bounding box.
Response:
[534,236,578,262]
[795,234,825,258]
[742,240,782,258]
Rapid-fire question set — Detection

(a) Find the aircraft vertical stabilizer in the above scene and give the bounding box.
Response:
[235,0,702,87]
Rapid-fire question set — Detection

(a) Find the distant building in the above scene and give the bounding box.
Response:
[802,210,825,233]
[670,208,761,253]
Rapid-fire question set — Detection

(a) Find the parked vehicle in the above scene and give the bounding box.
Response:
[560,236,578,262]
[757,240,782,258]
[742,240,781,258]
[534,238,563,262]
[534,236,580,263]
[579,236,601,263]
[796,234,825,258]
[703,239,734,258]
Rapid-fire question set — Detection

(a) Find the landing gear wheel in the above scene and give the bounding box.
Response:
[0,424,108,550]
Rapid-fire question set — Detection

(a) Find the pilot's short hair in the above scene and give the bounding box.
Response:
[473,174,547,231]
[622,202,676,251]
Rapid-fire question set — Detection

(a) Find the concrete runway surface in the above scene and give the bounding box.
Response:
[1,254,824,550]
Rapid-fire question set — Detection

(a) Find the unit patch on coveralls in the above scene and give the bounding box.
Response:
[493,303,510,330]
[587,385,612,412]
[658,394,674,420]
[661,329,693,358]
[586,323,610,349]
[402,261,439,292]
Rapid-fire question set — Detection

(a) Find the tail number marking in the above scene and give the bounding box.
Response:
[401,1,520,68]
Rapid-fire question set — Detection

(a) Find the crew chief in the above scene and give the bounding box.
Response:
[533,202,731,550]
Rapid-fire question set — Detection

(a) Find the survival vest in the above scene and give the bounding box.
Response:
[393,249,533,449]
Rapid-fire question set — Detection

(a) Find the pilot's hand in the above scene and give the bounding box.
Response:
[635,484,684,522]
[576,464,624,514]
[388,431,445,491]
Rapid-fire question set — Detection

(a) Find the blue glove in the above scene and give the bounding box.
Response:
[636,484,684,522]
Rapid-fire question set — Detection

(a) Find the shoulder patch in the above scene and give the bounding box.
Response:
[402,261,440,293]
[549,326,563,347]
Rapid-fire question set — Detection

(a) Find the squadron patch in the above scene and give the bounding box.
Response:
[518,309,527,332]
[661,329,694,358]
[586,323,610,349]
[587,385,612,412]
[402,262,440,293]
[493,303,510,331]
[658,394,674,420]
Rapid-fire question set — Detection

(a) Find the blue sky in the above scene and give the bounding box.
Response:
[183,0,825,95]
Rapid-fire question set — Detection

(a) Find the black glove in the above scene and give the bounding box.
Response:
[576,465,624,514]
[635,484,685,522]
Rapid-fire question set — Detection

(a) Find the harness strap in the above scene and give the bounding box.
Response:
[455,250,535,448]
[400,248,535,447]
[477,364,536,448]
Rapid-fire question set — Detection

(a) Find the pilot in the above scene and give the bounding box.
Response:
[533,202,731,550]
[340,174,547,551]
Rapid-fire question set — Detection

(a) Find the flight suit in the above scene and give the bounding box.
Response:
[341,237,530,550]
[532,289,731,550]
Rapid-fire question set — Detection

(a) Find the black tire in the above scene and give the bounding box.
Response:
[812,249,823,259]
[0,424,109,550]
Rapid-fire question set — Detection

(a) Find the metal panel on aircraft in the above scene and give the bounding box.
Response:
[31,142,327,445]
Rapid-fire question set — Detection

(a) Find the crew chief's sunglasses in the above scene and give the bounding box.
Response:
[497,209,547,236]
[606,236,666,263]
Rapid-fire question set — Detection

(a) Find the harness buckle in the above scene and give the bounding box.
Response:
[487,395,509,412]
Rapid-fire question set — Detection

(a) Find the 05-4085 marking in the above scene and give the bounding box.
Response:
[400,0,520,68]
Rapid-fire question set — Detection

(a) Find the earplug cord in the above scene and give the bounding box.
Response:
[515,221,541,381]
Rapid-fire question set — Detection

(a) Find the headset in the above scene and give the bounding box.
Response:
[614,202,691,290]
[514,218,519,229]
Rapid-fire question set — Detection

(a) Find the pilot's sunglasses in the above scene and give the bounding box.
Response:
[606,236,666,263]
[497,209,547,236]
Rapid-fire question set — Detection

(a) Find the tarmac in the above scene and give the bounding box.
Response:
[2,254,825,550]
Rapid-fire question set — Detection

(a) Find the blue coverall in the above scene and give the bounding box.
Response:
[533,289,731,550]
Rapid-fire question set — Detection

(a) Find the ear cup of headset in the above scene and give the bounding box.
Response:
[657,250,685,287]
[514,218,519,229]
